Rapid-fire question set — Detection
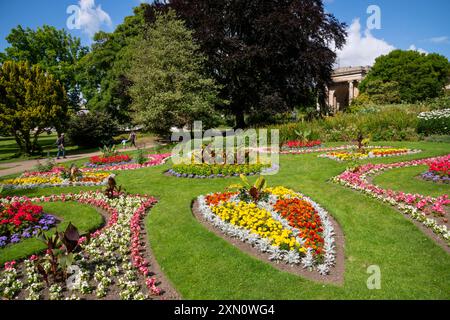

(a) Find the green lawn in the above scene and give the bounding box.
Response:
[0,202,104,265]
[1,141,449,299]
[374,165,449,198]
[0,134,96,164]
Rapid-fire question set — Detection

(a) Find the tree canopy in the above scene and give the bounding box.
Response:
[0,25,88,109]
[0,61,68,154]
[76,3,157,124]
[163,0,347,128]
[128,10,223,136]
[359,49,450,103]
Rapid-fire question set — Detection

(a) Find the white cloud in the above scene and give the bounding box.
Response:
[428,36,449,44]
[409,45,428,55]
[335,19,395,67]
[77,0,112,37]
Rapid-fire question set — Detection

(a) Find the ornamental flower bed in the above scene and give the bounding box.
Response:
[421,155,450,183]
[195,186,337,275]
[0,172,113,190]
[259,144,396,155]
[0,201,56,247]
[82,153,171,172]
[167,162,278,179]
[0,191,167,300]
[319,148,421,162]
[333,155,450,246]
[281,140,322,151]
[89,154,132,166]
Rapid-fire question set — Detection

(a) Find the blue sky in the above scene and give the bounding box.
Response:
[0,0,449,67]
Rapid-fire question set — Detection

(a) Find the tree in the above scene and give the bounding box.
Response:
[66,112,118,148]
[0,61,68,154]
[359,50,450,103]
[128,10,223,136]
[357,80,401,105]
[0,25,88,110]
[76,4,156,124]
[164,0,347,128]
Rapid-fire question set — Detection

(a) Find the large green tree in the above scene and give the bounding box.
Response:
[163,0,347,128]
[0,25,88,109]
[128,11,223,136]
[0,61,68,154]
[359,50,450,103]
[77,4,154,124]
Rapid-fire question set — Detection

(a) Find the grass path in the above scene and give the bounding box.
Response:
[2,141,449,299]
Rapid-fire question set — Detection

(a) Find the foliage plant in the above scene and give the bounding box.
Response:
[66,112,118,148]
[0,61,68,154]
[128,10,223,136]
[227,175,269,203]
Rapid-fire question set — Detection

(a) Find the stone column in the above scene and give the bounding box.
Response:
[348,81,354,103]
[328,89,335,110]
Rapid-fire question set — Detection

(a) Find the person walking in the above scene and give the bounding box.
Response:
[129,131,137,148]
[56,133,66,159]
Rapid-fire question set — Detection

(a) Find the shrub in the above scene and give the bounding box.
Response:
[268,105,422,143]
[67,112,118,148]
[417,109,450,135]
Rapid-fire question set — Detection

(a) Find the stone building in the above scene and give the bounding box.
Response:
[326,66,371,113]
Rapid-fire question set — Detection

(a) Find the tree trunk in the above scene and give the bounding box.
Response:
[235,109,246,130]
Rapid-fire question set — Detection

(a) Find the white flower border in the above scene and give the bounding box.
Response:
[196,191,336,275]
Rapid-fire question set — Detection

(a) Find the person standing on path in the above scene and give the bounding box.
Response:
[129,131,137,148]
[56,133,66,159]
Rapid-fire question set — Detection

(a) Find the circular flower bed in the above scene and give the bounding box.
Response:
[167,162,278,179]
[421,155,450,184]
[0,201,56,247]
[333,155,450,246]
[319,148,421,161]
[195,186,338,275]
[0,191,171,300]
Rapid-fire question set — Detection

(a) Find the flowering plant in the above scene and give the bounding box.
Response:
[319,148,420,161]
[197,185,336,275]
[281,140,322,150]
[0,201,56,247]
[89,154,132,165]
[0,191,163,300]
[333,155,450,245]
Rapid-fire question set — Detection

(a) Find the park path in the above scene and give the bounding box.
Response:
[0,143,155,177]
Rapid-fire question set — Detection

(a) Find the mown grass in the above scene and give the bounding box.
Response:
[0,202,104,265]
[1,141,449,299]
[374,165,449,198]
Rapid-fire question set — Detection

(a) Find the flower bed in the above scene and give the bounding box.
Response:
[0,201,56,247]
[281,140,322,151]
[333,155,450,246]
[89,154,132,165]
[0,191,167,300]
[259,144,397,155]
[319,148,421,161]
[82,153,171,172]
[196,186,337,275]
[421,155,450,183]
[167,162,277,179]
[0,172,112,190]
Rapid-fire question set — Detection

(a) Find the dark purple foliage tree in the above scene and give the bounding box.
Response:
[155,0,347,127]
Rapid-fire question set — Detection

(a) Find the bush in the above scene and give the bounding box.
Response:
[67,112,118,148]
[417,109,450,135]
[268,105,423,143]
